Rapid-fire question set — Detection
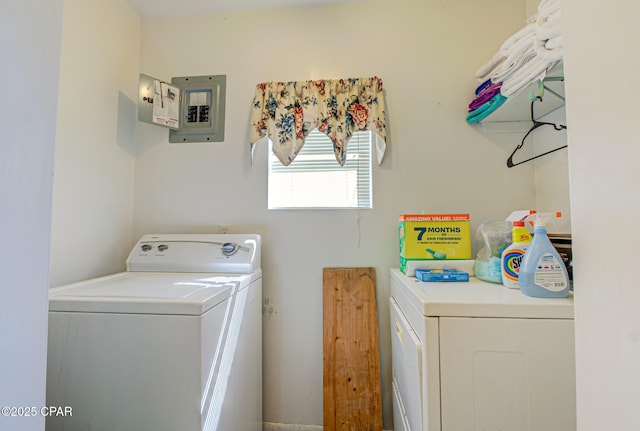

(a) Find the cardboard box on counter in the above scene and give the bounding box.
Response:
[399,214,472,274]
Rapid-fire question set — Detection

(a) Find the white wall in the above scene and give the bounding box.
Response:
[49,0,141,287]
[133,0,568,427]
[0,1,63,430]
[562,0,640,429]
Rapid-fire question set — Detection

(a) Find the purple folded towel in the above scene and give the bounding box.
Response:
[468,82,503,112]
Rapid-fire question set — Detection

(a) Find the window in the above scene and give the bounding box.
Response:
[268,129,372,209]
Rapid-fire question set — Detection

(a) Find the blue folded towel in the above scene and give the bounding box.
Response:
[475,79,493,95]
[466,93,508,123]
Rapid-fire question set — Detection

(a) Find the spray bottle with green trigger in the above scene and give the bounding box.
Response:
[518,212,570,298]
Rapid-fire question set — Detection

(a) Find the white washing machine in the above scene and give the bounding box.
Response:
[46,234,262,431]
[389,268,576,431]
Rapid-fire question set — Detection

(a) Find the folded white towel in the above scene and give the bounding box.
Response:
[475,22,536,80]
[500,57,560,97]
[490,44,537,83]
[474,0,564,87]
[536,0,561,40]
[537,11,561,40]
[499,21,537,56]
[534,1,563,60]
[534,36,563,60]
[537,0,560,15]
[545,35,563,50]
[475,51,506,80]
[504,32,536,66]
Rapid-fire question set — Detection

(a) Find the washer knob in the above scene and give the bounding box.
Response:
[141,244,152,252]
[222,242,238,256]
[157,244,169,252]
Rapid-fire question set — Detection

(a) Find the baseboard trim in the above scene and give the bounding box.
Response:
[263,422,392,431]
[263,423,322,431]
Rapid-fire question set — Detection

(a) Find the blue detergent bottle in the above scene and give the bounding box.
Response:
[518,212,570,298]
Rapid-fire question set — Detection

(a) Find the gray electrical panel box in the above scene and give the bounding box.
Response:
[138,73,226,143]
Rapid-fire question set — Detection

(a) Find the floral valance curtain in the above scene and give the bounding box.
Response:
[249,76,387,167]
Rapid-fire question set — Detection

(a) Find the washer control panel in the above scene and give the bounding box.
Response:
[126,234,261,273]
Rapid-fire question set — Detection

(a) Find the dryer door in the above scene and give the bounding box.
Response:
[439,316,576,431]
[390,297,422,431]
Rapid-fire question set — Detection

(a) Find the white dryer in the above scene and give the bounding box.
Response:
[390,268,576,431]
[46,234,262,431]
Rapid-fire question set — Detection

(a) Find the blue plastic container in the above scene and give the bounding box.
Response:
[519,224,570,298]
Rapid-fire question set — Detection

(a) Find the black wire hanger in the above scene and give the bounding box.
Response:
[506,95,567,167]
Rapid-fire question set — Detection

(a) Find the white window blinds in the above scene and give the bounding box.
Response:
[268,129,372,209]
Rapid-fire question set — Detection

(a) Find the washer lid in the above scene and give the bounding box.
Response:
[49,272,238,315]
